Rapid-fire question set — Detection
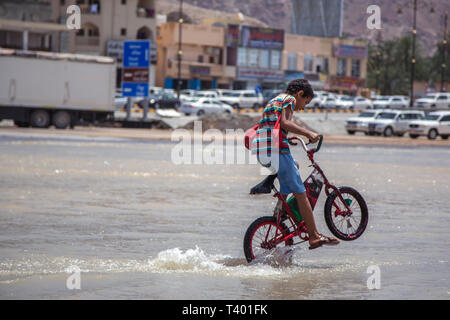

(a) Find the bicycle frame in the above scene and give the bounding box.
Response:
[266,137,354,248]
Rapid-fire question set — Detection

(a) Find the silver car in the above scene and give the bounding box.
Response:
[179,97,233,116]
[345,110,383,135]
[367,110,425,137]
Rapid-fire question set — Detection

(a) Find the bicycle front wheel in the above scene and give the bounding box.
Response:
[324,186,369,241]
[243,216,293,263]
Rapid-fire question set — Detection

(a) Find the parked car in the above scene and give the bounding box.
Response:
[194,90,219,99]
[353,96,374,110]
[114,92,139,111]
[373,96,409,109]
[322,95,354,111]
[345,109,383,135]
[367,110,425,137]
[413,93,450,109]
[137,91,181,109]
[219,90,264,110]
[179,97,233,116]
[408,111,450,140]
[308,91,336,110]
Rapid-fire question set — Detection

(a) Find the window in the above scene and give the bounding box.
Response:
[209,56,215,64]
[287,53,298,71]
[437,96,448,100]
[237,47,247,66]
[338,58,347,76]
[351,59,361,78]
[121,0,126,4]
[249,49,259,67]
[198,55,204,63]
[243,92,256,97]
[303,54,313,72]
[259,50,269,68]
[271,50,281,69]
[440,115,450,121]
[316,56,329,73]
[121,28,127,36]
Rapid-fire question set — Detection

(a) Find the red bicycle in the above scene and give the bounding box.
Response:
[244,136,369,263]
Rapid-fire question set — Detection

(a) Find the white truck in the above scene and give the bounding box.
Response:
[0,48,116,129]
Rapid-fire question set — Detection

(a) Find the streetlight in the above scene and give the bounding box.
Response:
[397,0,435,107]
[441,11,448,92]
[177,0,184,100]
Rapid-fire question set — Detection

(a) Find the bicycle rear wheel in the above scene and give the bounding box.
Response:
[243,216,293,263]
[324,186,368,241]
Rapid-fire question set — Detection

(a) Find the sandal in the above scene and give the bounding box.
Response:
[318,234,340,246]
[308,235,340,250]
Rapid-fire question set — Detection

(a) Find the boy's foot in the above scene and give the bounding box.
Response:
[318,234,340,246]
[308,234,339,250]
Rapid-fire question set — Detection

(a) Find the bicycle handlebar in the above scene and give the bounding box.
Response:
[288,135,323,153]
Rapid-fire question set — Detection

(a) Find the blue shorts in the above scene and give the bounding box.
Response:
[277,153,306,195]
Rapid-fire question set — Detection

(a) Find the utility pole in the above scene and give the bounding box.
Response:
[410,0,417,107]
[177,0,183,100]
[441,11,448,92]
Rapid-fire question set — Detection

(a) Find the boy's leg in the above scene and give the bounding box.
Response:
[293,192,321,244]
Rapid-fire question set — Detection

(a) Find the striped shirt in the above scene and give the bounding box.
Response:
[251,94,296,156]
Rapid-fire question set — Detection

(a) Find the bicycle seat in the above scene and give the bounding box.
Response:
[249,174,277,194]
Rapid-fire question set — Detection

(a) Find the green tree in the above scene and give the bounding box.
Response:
[367,35,430,95]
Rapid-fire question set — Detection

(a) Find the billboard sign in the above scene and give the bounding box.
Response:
[237,67,284,82]
[226,24,240,47]
[333,44,367,58]
[241,26,284,50]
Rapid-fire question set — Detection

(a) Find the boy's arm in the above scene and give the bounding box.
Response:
[280,107,319,142]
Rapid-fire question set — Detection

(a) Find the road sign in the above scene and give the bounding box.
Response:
[123,40,150,68]
[122,40,150,97]
[122,83,149,97]
[123,68,149,83]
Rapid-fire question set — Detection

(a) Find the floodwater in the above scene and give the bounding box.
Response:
[0,132,449,299]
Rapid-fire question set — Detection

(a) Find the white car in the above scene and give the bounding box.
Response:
[322,95,354,111]
[345,110,383,135]
[367,110,425,137]
[353,96,373,110]
[179,97,233,116]
[373,96,409,109]
[408,111,450,140]
[194,90,219,99]
[413,93,450,109]
[308,91,335,110]
[219,90,264,110]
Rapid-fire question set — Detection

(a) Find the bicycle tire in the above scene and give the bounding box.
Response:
[243,216,293,263]
[324,186,368,241]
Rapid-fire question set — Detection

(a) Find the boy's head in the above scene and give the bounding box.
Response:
[286,79,314,110]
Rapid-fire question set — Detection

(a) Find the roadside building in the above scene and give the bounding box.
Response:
[283,33,367,95]
[226,25,285,91]
[0,0,69,52]
[155,22,235,90]
[0,0,158,89]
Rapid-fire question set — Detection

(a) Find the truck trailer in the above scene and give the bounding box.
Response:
[0,48,116,129]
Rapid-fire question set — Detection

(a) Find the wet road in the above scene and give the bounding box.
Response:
[0,132,449,299]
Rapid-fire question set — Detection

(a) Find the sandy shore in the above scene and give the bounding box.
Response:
[0,125,449,147]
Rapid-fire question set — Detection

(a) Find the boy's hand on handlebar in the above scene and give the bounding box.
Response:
[308,132,320,144]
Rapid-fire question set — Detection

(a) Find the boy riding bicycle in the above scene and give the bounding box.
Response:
[251,79,339,250]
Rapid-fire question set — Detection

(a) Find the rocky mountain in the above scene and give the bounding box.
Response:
[157,0,449,56]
